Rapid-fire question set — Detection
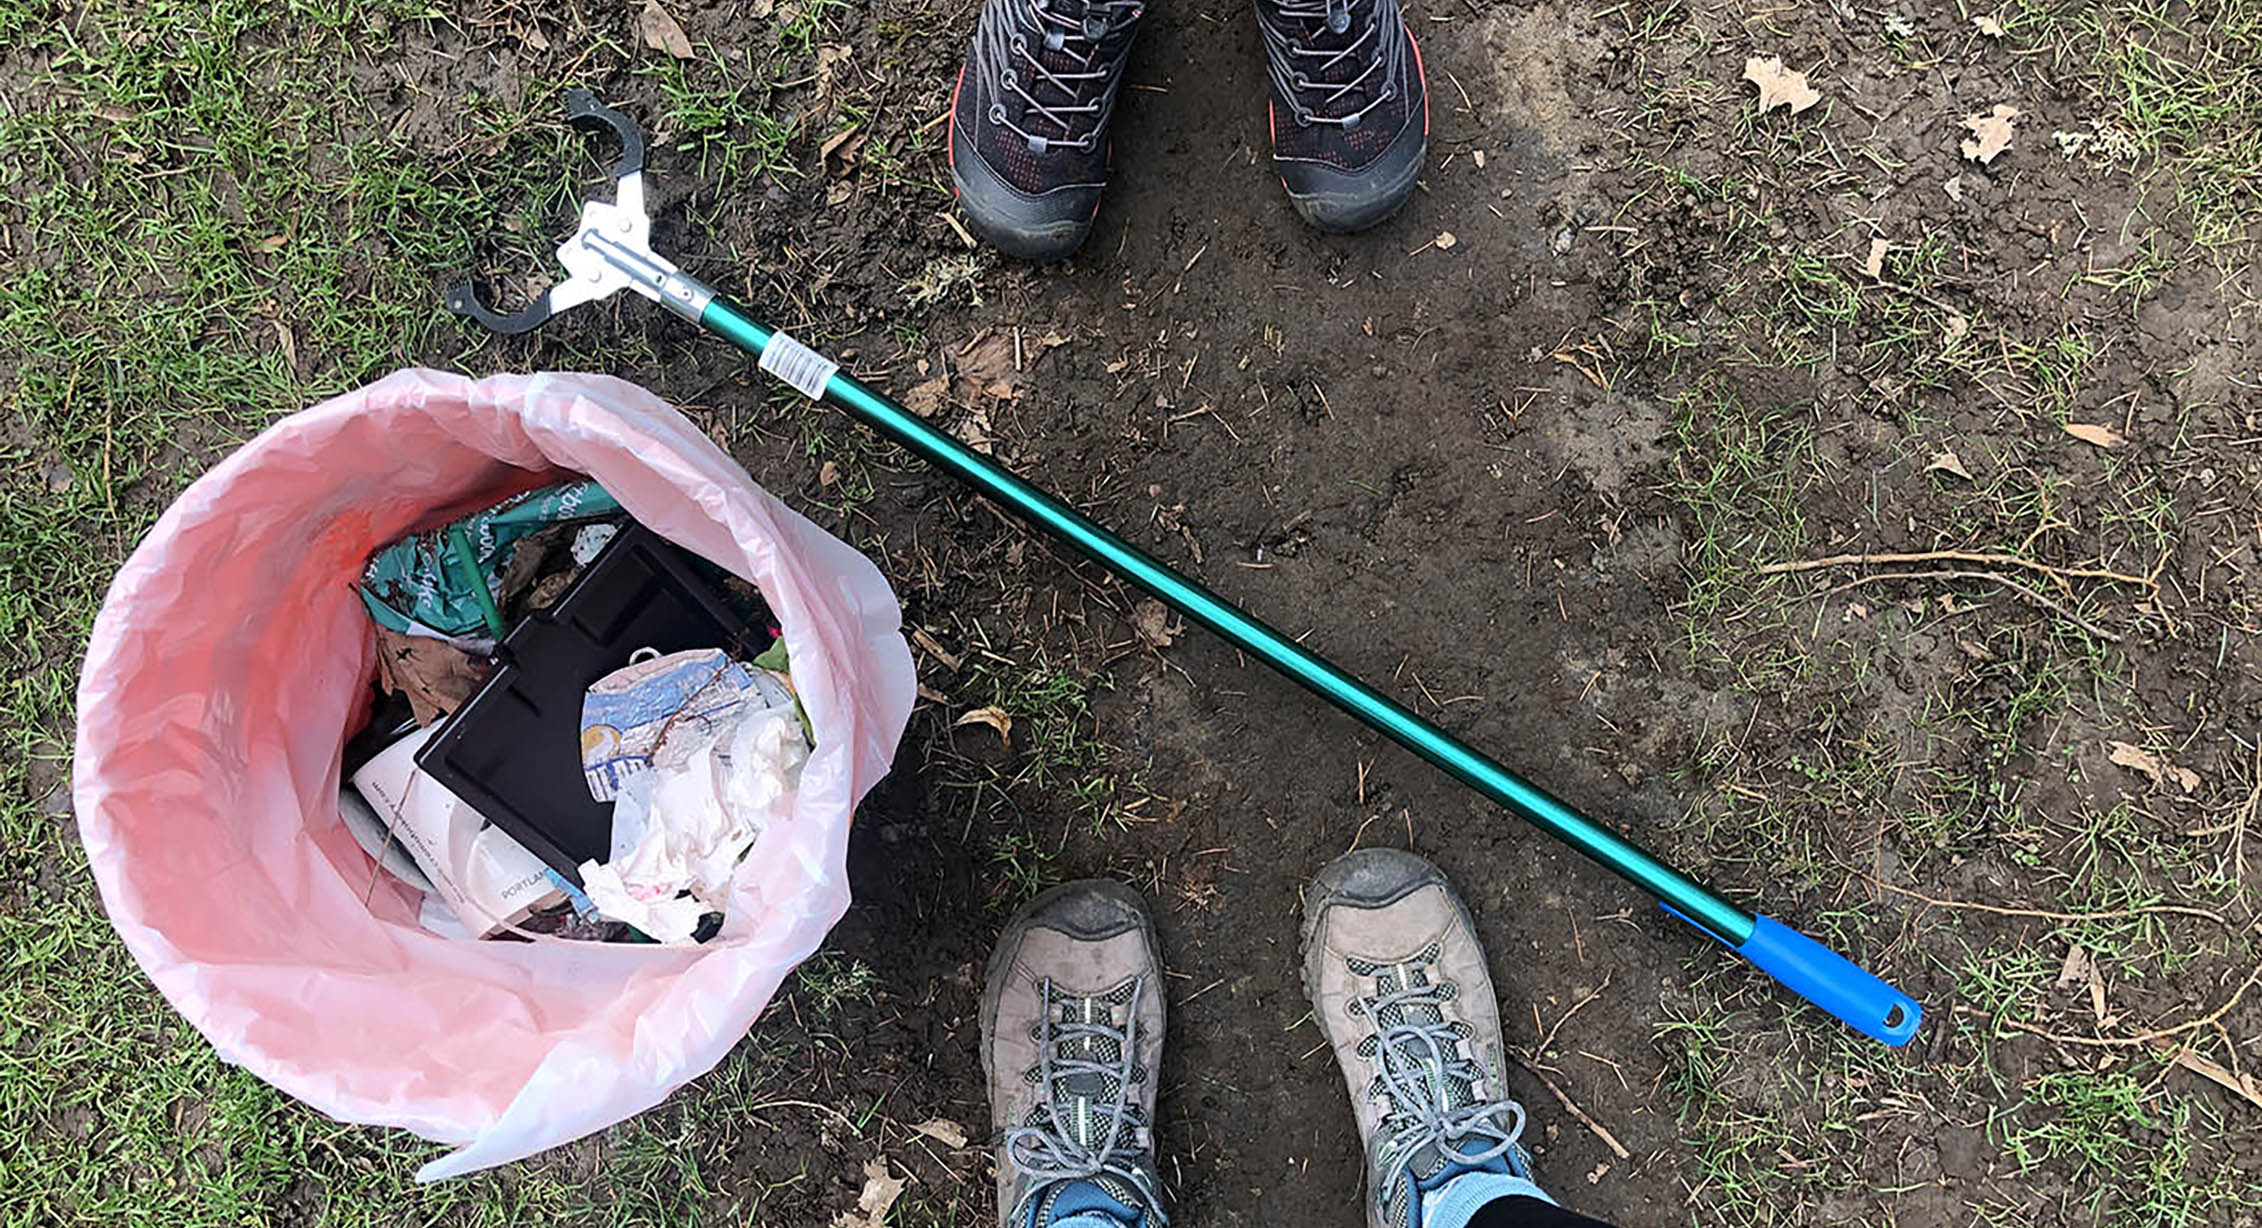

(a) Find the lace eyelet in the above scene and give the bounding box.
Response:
[989,103,1008,123]
[1000,69,1019,89]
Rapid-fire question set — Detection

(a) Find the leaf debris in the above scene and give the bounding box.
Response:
[1960,104,2019,164]
[639,0,695,59]
[2062,421,2127,449]
[1743,56,1821,115]
[1925,448,1972,480]
[1861,236,1890,280]
[2108,741,2200,793]
[835,1160,906,1228]
[955,706,1013,743]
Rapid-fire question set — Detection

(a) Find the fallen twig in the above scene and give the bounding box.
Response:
[1509,1050,1632,1160]
[1760,549,2156,590]
[1999,965,2262,1048]
[1818,568,2124,642]
[1535,971,1614,1057]
[1865,877,2230,926]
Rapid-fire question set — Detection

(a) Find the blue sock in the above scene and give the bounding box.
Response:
[1409,1141,1553,1228]
[1029,1178,1144,1228]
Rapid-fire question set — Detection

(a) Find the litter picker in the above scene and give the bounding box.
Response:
[447,89,1922,1045]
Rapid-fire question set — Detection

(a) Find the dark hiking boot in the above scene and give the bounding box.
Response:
[950,0,1148,260]
[1254,0,1428,232]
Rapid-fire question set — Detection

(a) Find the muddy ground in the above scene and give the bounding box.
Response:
[12,0,2262,1223]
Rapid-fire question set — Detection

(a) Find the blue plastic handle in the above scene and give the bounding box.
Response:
[1667,908,1923,1046]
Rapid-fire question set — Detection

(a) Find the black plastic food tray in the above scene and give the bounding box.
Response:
[416,524,767,882]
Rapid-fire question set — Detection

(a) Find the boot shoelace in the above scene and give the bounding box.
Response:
[1353,959,1528,1203]
[1002,977,1159,1209]
[980,0,1146,153]
[1258,0,1404,127]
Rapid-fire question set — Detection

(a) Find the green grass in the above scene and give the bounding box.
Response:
[964,662,1146,832]
[0,0,881,1222]
[1993,1069,2261,1226]
[2009,0,2262,279]
[1659,379,1815,667]
[792,952,882,1023]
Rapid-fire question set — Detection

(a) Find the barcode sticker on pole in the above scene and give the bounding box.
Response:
[759,331,839,400]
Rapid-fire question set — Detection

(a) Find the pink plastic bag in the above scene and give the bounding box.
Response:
[73,369,916,1180]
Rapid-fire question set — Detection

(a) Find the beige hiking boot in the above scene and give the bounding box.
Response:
[1301,849,1547,1228]
[982,881,1169,1228]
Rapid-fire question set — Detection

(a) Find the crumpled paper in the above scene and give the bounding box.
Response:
[579,700,809,943]
[580,647,788,802]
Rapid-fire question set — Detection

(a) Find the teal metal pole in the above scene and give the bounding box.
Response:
[704,297,1745,939]
[700,295,1923,1045]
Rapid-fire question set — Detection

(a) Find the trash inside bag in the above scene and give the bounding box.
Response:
[576,646,811,943]
[73,370,916,1180]
[351,726,567,938]
[359,479,624,643]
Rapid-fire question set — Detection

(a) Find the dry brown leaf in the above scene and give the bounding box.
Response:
[956,331,1025,402]
[1942,174,1965,201]
[1960,104,2019,164]
[639,0,695,58]
[1943,312,1971,345]
[1956,638,1997,662]
[1925,447,1972,480]
[836,1160,907,1228]
[372,627,492,726]
[903,374,951,417]
[818,460,840,486]
[2062,421,2126,449]
[2056,944,2093,990]
[815,42,854,96]
[916,682,948,704]
[1974,15,2005,37]
[1133,598,1178,650]
[954,705,1012,743]
[272,320,297,372]
[521,21,551,50]
[910,1118,971,1148]
[953,403,995,454]
[1861,236,1891,280]
[910,627,963,671]
[95,103,140,123]
[820,128,867,175]
[2154,1041,2262,1111]
[1433,230,1459,250]
[1743,56,1821,115]
[2107,740,2200,793]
